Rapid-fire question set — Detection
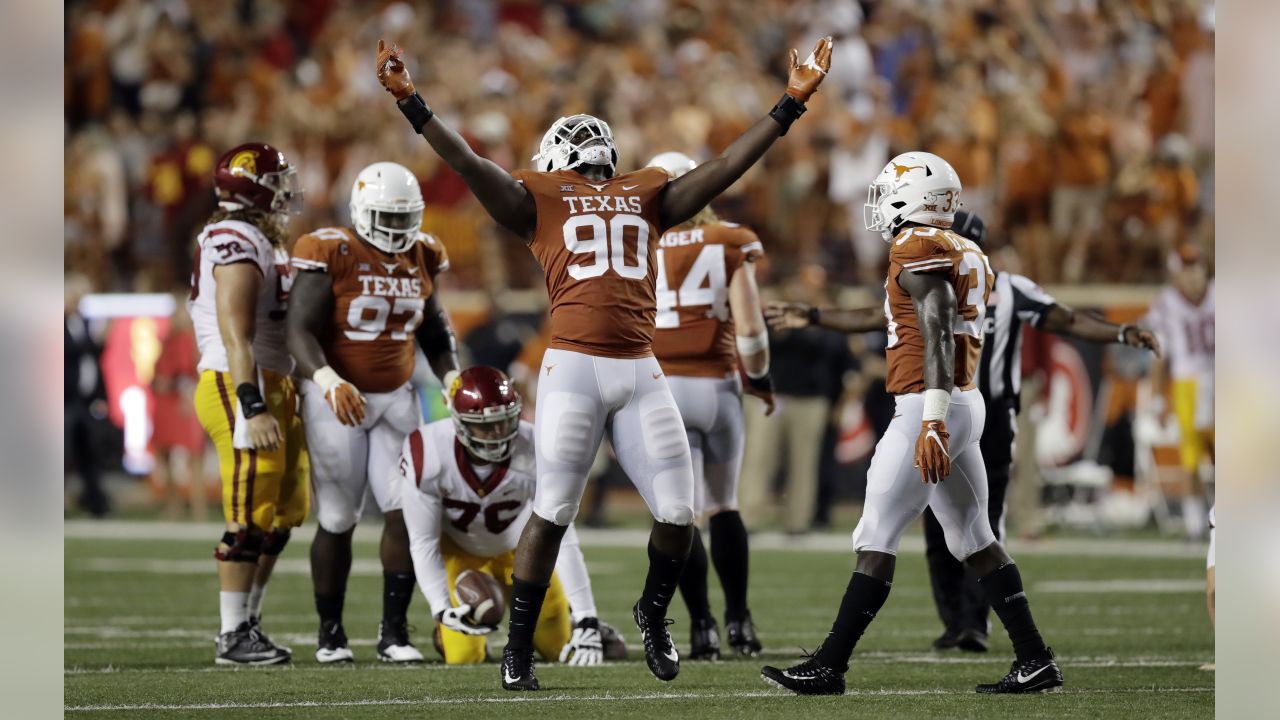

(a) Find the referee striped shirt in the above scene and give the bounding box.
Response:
[977,272,1058,410]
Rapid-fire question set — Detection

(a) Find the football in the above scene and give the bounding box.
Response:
[454,569,505,626]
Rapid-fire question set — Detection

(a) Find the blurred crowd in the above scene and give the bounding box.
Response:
[66,0,1214,296]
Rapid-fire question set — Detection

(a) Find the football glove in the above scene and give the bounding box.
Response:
[914,420,951,484]
[786,36,834,102]
[559,617,604,666]
[435,605,496,636]
[314,366,366,427]
[376,40,416,100]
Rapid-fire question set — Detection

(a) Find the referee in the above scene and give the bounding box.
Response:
[765,211,1161,651]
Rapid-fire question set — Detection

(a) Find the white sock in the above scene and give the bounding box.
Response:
[220,591,249,634]
[247,583,267,621]
[1183,496,1207,539]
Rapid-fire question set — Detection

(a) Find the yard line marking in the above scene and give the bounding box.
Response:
[63,687,1216,712]
[1035,579,1206,594]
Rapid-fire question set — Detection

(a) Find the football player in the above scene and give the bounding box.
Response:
[1144,243,1214,541]
[645,151,774,660]
[762,154,1062,695]
[189,143,310,665]
[767,210,1159,653]
[401,366,616,666]
[376,36,831,690]
[286,162,459,663]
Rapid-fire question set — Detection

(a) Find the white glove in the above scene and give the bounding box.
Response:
[559,618,604,666]
[436,605,495,636]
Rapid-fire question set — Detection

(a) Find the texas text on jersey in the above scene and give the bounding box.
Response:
[651,222,764,377]
[884,226,993,395]
[513,167,671,359]
[291,228,449,393]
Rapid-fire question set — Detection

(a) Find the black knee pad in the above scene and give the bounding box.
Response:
[261,529,291,556]
[214,530,264,563]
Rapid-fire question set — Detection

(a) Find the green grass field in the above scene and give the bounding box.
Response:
[65,522,1213,719]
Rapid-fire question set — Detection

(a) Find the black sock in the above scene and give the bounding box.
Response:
[382,571,416,624]
[678,527,713,622]
[315,592,345,626]
[507,576,549,651]
[814,571,892,669]
[978,562,1047,661]
[639,539,686,618]
[709,511,750,621]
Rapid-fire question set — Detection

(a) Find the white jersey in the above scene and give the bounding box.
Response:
[401,418,599,618]
[1145,281,1214,383]
[188,219,294,375]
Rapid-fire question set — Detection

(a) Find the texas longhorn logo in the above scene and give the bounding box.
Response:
[892,162,924,179]
[229,149,259,177]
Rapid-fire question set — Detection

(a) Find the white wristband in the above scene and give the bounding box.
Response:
[922,388,951,422]
[736,331,769,357]
[313,365,347,393]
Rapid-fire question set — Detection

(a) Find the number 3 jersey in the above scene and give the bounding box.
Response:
[291,227,449,393]
[399,418,537,613]
[651,222,764,377]
[513,167,672,359]
[884,226,993,395]
[189,219,294,376]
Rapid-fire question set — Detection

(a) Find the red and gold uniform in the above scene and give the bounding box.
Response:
[290,228,448,532]
[511,167,696,528]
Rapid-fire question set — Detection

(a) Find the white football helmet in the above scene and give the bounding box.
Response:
[532,114,618,176]
[646,151,697,179]
[350,162,425,254]
[864,152,962,241]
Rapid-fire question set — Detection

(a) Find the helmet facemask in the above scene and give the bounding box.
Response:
[451,401,521,464]
[533,115,618,177]
[354,203,423,254]
[259,167,304,215]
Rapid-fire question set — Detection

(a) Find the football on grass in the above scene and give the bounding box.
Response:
[454,570,505,625]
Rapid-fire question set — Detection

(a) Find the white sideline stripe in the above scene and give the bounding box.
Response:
[63,521,1208,559]
[1035,579,1205,594]
[63,687,1215,712]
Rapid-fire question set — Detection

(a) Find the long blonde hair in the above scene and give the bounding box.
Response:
[204,206,288,247]
[679,204,721,229]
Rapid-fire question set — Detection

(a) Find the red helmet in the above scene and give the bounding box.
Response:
[213,142,303,214]
[448,367,522,463]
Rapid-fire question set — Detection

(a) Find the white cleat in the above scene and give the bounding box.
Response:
[377,620,425,663]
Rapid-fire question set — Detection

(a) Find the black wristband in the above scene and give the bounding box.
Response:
[807,306,821,326]
[397,92,434,134]
[768,94,807,136]
[745,372,775,395]
[236,383,268,419]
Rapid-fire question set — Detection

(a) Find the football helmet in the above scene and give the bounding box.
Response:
[214,142,303,215]
[447,367,522,463]
[646,151,697,179]
[864,152,962,240]
[532,115,618,176]
[350,162,425,254]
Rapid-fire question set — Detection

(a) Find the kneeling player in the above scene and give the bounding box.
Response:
[400,367,612,665]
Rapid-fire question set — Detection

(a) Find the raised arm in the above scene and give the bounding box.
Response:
[766,302,887,334]
[659,37,833,229]
[376,41,536,238]
[897,269,956,484]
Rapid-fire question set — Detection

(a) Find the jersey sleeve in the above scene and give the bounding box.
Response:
[416,233,450,277]
[202,226,265,269]
[889,228,955,275]
[554,523,598,623]
[290,230,339,273]
[399,429,452,616]
[1007,273,1058,328]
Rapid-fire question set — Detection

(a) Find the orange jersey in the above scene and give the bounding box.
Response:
[292,227,449,393]
[513,167,671,359]
[884,226,993,395]
[651,222,764,377]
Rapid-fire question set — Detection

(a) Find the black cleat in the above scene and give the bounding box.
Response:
[377,619,424,663]
[932,628,962,651]
[248,615,292,655]
[500,646,540,691]
[689,616,721,661]
[315,620,354,663]
[975,648,1064,694]
[632,602,680,681]
[761,650,846,695]
[957,628,989,653]
[725,612,763,657]
[215,622,291,666]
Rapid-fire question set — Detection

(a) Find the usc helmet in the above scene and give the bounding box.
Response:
[214,142,302,214]
[646,151,698,179]
[447,367,522,463]
[532,114,618,176]
[350,162,425,254]
[864,152,962,240]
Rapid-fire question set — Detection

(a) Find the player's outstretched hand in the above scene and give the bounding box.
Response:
[1124,326,1162,358]
[914,420,951,484]
[376,39,416,100]
[326,382,367,427]
[437,606,497,636]
[765,302,812,331]
[559,618,604,666]
[786,36,833,103]
[246,414,283,452]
